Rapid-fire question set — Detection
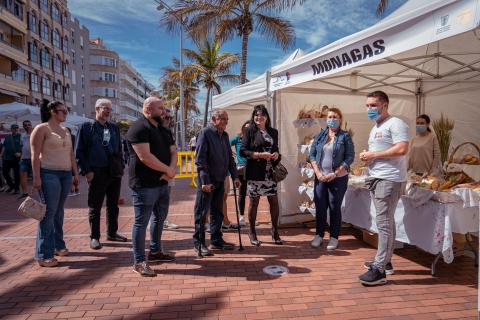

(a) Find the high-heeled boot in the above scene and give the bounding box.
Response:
[248,196,261,246]
[268,195,283,245]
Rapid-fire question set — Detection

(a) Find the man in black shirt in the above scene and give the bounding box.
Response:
[194,109,240,257]
[76,99,125,250]
[127,96,177,277]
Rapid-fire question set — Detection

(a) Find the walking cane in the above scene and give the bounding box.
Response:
[232,181,244,251]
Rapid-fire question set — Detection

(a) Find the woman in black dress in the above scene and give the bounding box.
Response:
[240,105,283,246]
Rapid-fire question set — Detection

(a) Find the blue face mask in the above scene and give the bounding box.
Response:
[367,108,380,121]
[416,124,427,133]
[326,118,340,129]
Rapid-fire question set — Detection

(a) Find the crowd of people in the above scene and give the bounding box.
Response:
[1,89,445,286]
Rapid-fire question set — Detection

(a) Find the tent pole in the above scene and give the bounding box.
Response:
[266,70,276,128]
[415,79,424,116]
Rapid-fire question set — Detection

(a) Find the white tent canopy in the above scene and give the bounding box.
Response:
[0,102,93,133]
[212,0,480,224]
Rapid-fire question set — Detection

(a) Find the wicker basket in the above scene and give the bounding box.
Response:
[448,142,480,165]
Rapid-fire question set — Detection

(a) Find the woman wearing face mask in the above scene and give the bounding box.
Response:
[309,108,355,250]
[408,114,441,176]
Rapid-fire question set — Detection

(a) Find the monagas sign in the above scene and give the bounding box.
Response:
[311,39,385,76]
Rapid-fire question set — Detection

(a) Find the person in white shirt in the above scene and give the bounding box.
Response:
[358,91,409,286]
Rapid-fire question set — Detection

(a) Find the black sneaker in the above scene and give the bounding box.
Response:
[358,267,387,286]
[363,261,394,275]
[209,241,234,251]
[148,251,175,262]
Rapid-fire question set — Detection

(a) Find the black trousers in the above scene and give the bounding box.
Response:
[2,159,20,191]
[87,168,122,240]
[193,178,224,247]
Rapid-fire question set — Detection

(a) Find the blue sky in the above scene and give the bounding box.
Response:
[69,0,406,113]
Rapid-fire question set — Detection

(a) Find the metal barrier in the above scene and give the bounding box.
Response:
[175,151,197,188]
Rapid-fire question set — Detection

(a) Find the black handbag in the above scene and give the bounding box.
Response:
[272,162,288,182]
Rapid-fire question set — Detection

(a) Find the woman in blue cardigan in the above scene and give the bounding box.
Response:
[309,107,355,251]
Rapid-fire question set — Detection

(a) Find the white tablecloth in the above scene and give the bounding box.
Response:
[342,186,479,263]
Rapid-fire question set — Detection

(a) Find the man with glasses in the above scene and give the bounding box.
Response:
[193,110,240,257]
[76,98,126,250]
[1,124,22,194]
[19,120,33,198]
[358,91,409,286]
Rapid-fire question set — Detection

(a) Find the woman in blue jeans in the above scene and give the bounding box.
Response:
[309,107,354,251]
[30,100,79,267]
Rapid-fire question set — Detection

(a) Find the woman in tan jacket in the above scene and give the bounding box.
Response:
[408,114,441,176]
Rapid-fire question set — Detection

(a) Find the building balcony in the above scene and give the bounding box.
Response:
[0,41,28,65]
[120,73,137,88]
[119,99,138,112]
[117,113,137,122]
[0,7,27,33]
[120,87,137,100]
[0,72,29,96]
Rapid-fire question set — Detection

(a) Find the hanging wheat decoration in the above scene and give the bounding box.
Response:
[432,113,455,165]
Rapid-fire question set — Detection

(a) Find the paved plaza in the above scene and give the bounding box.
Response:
[0,178,477,320]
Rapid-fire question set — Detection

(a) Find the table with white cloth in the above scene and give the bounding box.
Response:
[342,185,479,275]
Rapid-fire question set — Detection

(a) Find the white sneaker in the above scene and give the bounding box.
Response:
[164,220,179,229]
[311,235,323,247]
[327,238,338,251]
[239,216,246,226]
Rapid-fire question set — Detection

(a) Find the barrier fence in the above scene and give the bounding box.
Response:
[175,151,197,188]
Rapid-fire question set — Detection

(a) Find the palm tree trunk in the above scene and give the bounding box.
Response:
[203,86,211,127]
[240,31,250,84]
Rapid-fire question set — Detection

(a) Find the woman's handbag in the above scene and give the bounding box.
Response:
[18,194,46,221]
[272,162,288,182]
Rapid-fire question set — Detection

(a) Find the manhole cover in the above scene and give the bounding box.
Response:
[263,265,289,276]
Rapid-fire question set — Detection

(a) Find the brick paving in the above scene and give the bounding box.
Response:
[0,177,477,320]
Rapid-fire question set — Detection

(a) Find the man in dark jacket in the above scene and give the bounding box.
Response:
[76,98,126,250]
[1,124,22,194]
[193,109,240,257]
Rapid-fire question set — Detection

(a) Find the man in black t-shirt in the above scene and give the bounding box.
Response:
[127,96,178,277]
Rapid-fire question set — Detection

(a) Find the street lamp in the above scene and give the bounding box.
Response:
[155,0,186,151]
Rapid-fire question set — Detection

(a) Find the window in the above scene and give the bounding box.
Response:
[40,20,49,40]
[71,30,75,44]
[41,76,51,96]
[61,13,67,26]
[104,88,117,98]
[63,60,69,76]
[81,76,84,89]
[81,95,85,108]
[71,50,75,64]
[62,35,68,53]
[1,0,24,20]
[30,72,39,92]
[81,56,84,70]
[53,54,61,73]
[63,84,70,100]
[28,11,37,33]
[104,73,116,82]
[104,57,116,67]
[39,0,48,13]
[52,29,60,48]
[51,3,59,21]
[53,80,61,98]
[40,48,50,68]
[80,36,83,48]
[28,42,38,63]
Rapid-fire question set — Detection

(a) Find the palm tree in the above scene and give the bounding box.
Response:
[161,0,305,84]
[183,37,240,126]
[161,57,200,140]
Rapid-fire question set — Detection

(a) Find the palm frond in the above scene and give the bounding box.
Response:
[376,0,389,16]
[254,13,295,50]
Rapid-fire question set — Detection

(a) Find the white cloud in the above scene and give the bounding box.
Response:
[69,0,160,25]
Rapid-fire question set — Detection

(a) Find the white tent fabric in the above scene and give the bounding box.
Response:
[270,0,480,224]
[0,102,93,134]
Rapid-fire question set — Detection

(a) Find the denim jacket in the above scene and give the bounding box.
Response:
[308,128,355,171]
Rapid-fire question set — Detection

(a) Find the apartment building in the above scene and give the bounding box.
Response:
[88,37,120,119]
[69,15,90,116]
[119,59,154,121]
[0,0,72,108]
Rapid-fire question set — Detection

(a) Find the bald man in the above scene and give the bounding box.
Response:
[126,96,178,277]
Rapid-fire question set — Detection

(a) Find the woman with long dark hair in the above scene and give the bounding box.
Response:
[240,105,282,246]
[30,100,79,267]
[230,120,250,226]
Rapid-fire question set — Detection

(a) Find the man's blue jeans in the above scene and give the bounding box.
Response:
[35,169,72,260]
[131,185,169,264]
